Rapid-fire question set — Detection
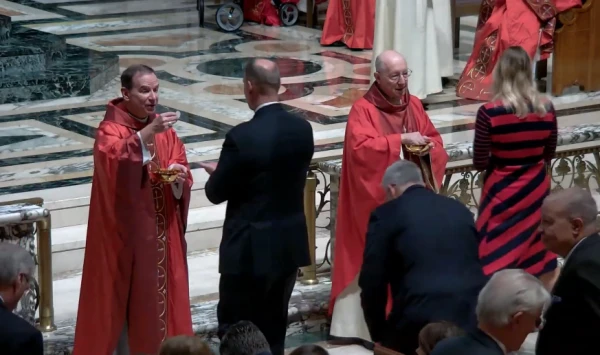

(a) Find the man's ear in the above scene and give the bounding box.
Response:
[511,311,525,327]
[374,72,380,82]
[121,87,129,100]
[572,217,584,236]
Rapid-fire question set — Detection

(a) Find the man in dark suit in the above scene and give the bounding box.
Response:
[199,58,314,355]
[536,187,600,355]
[0,243,43,354]
[431,269,550,355]
[359,160,487,354]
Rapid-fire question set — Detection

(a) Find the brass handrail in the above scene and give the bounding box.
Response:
[0,197,56,332]
[300,169,319,285]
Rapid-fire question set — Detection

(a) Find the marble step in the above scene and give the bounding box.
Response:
[0,22,67,74]
[0,20,118,104]
[50,201,332,276]
[50,239,332,324]
[0,167,331,276]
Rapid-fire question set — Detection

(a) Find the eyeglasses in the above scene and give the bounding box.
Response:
[388,69,413,82]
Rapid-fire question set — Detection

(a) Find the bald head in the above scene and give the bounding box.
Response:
[375,50,407,74]
[244,58,280,94]
[544,187,598,225]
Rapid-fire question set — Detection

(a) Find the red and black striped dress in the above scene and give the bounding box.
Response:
[473,100,558,277]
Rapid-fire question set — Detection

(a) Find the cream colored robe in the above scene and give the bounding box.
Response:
[370,0,454,99]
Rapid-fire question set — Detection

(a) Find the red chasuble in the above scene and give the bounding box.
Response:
[72,98,193,355]
[320,0,375,49]
[457,0,581,101]
[244,0,281,26]
[330,84,448,314]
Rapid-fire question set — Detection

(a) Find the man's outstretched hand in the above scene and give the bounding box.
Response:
[199,161,218,175]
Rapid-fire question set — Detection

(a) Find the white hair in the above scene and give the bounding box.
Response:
[0,243,35,288]
[381,160,424,187]
[476,269,551,327]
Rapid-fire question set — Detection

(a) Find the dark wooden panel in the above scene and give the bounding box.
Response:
[552,1,600,95]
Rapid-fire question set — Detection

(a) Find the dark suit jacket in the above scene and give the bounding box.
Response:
[206,103,314,276]
[430,329,504,355]
[359,186,487,342]
[0,299,43,355]
[536,233,600,355]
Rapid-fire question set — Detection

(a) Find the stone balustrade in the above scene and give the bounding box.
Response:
[316,123,600,258]
[0,199,55,332]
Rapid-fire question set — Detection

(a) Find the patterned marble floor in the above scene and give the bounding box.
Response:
[0,0,599,198]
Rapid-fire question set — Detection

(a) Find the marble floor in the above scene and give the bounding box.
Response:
[0,0,599,197]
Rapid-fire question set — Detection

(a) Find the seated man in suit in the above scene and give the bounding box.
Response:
[200,58,315,355]
[432,269,550,355]
[359,160,487,354]
[0,243,43,354]
[536,187,600,355]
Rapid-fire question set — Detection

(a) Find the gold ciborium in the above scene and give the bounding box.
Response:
[404,144,431,155]
[147,161,179,184]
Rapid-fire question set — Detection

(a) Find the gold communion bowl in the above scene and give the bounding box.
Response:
[155,169,179,183]
[404,144,430,155]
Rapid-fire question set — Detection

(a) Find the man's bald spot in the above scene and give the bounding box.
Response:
[244,58,281,94]
[375,50,407,73]
[545,187,598,225]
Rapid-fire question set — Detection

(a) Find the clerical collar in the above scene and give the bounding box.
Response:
[127,111,149,122]
[363,83,410,114]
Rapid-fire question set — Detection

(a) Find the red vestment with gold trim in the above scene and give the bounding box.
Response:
[320,0,375,49]
[72,98,193,355]
[457,0,582,101]
[330,84,448,315]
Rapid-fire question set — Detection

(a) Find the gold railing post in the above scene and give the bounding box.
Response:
[300,169,319,285]
[36,214,56,332]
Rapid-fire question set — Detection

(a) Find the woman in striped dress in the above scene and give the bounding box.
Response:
[473,46,559,289]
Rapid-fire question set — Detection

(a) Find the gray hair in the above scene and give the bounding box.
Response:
[374,55,386,73]
[382,160,424,187]
[476,269,551,327]
[0,244,35,288]
[547,187,598,225]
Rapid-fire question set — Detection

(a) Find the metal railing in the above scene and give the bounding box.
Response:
[0,197,56,332]
[304,143,600,277]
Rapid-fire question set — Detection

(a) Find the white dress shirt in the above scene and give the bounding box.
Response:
[254,101,278,112]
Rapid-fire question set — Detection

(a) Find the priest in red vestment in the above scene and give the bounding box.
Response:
[320,0,375,49]
[330,50,448,341]
[456,0,582,100]
[72,65,194,355]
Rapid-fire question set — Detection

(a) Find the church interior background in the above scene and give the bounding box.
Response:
[0,0,598,354]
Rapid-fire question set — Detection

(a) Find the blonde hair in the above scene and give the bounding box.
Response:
[492,46,547,117]
[159,335,212,355]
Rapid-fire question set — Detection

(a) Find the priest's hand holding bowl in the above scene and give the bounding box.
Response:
[403,132,434,156]
[167,163,188,184]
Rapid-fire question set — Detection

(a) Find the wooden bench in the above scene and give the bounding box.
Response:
[551,0,599,95]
